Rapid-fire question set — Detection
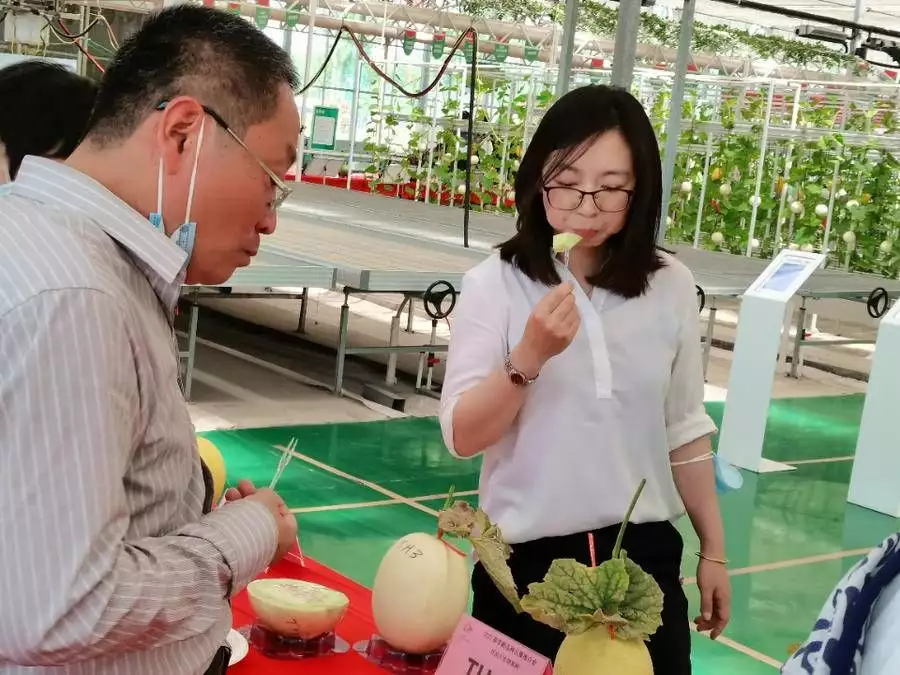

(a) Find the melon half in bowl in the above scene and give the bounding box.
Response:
[247,579,350,640]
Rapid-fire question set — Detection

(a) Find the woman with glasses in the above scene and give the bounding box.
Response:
[439,85,730,673]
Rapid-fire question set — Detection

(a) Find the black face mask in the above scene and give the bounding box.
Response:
[200,458,215,515]
[203,644,232,675]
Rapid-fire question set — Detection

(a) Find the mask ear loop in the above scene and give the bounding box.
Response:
[156,156,164,217]
[184,116,206,224]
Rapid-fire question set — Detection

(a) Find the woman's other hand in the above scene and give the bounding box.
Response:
[694,558,731,639]
[512,282,581,376]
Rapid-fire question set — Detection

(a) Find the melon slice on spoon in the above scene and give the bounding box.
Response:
[552,233,582,267]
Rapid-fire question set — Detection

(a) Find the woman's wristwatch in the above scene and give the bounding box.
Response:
[504,354,539,387]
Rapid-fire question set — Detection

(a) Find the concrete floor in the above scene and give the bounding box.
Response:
[183,300,888,674]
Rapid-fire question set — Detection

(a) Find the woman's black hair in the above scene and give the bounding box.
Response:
[0,60,98,179]
[498,84,665,299]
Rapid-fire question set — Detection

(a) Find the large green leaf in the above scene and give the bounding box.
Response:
[520,558,631,636]
[615,557,665,641]
[437,502,522,613]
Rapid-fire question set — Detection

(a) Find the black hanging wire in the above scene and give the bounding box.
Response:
[462,32,478,248]
[291,23,479,246]
[46,15,100,40]
[344,26,474,98]
[295,23,476,99]
[296,25,346,96]
[43,14,106,73]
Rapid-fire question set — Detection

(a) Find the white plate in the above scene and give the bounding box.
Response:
[227,629,249,667]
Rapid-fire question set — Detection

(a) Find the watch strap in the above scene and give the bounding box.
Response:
[504,355,538,386]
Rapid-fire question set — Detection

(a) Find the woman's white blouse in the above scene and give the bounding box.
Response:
[439,251,717,544]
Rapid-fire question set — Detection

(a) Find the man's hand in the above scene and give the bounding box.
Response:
[244,488,298,566]
[223,479,257,502]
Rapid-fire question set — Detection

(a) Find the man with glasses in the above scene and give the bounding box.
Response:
[0,6,300,674]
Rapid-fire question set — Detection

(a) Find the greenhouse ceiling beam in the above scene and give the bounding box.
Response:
[69,0,871,81]
[708,0,900,41]
[289,0,859,79]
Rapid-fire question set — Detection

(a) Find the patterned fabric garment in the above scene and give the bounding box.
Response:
[0,157,277,674]
[782,532,900,675]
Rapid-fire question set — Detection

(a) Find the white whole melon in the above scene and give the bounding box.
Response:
[247,579,349,639]
[371,532,471,654]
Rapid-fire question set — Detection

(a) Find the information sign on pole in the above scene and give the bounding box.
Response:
[848,296,900,516]
[717,249,825,474]
[309,106,339,151]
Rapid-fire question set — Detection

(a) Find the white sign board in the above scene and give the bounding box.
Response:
[880,294,900,325]
[848,295,900,516]
[744,250,826,301]
[717,248,824,474]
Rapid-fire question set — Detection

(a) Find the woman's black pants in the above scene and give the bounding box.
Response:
[472,520,692,674]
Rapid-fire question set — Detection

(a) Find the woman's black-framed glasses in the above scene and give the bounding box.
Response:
[544,186,633,213]
[155,100,293,210]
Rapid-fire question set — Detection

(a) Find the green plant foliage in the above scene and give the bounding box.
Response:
[362,65,900,278]
[663,85,900,277]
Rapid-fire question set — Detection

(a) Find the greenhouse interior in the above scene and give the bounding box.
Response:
[3,0,900,673]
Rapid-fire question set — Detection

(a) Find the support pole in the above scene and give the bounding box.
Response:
[296,0,318,182]
[745,82,776,257]
[76,6,88,76]
[851,0,865,53]
[462,31,478,249]
[658,0,696,245]
[610,0,642,89]
[555,0,580,96]
[282,20,293,52]
[334,289,351,396]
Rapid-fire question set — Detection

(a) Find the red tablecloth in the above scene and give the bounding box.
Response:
[230,558,385,674]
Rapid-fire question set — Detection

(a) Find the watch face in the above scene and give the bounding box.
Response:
[510,371,526,386]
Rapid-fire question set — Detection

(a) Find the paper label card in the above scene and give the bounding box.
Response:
[436,616,552,675]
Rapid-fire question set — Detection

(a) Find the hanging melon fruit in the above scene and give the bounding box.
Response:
[518,480,664,675]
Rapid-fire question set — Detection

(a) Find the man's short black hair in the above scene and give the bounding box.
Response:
[87,5,299,145]
[0,60,98,179]
[498,85,665,300]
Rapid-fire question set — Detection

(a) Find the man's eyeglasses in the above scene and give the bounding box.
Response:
[544,186,634,213]
[155,100,293,210]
